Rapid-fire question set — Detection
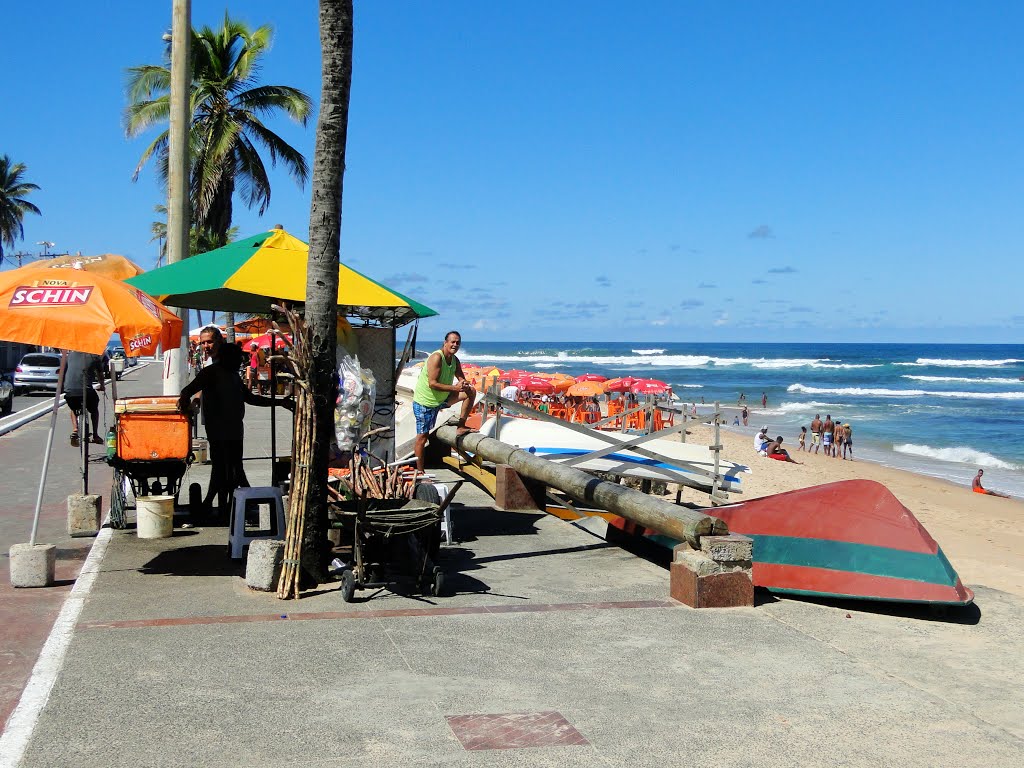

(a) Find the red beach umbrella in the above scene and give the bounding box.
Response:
[248,331,293,350]
[575,373,608,382]
[513,376,555,394]
[631,379,671,395]
[603,376,639,393]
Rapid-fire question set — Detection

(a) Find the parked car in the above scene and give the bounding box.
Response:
[13,353,62,393]
[0,374,13,415]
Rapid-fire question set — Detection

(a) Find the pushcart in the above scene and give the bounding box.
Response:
[107,396,195,529]
[329,481,463,602]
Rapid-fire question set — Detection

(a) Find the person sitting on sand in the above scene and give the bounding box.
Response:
[765,435,802,464]
[754,427,770,455]
[972,469,1009,498]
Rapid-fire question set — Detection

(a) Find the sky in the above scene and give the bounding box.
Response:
[3,1,1023,343]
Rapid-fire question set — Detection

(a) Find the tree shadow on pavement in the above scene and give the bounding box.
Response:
[138,544,244,578]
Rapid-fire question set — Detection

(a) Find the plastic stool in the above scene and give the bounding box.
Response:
[228,487,286,559]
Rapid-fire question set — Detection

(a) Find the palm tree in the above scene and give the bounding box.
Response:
[0,155,42,267]
[125,14,312,336]
[279,0,353,594]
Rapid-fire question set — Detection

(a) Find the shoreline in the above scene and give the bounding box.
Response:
[675,417,1024,598]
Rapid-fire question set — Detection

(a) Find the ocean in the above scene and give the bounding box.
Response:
[447,341,1024,499]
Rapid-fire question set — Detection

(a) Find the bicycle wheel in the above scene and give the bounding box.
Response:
[110,468,128,529]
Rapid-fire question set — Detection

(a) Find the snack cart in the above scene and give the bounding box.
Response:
[107,396,195,529]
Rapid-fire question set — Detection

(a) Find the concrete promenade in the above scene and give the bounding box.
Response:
[1,363,1022,766]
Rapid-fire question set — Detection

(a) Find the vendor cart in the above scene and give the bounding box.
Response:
[329,481,463,602]
[107,396,195,529]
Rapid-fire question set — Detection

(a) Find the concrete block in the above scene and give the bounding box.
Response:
[670,560,754,608]
[495,464,545,511]
[9,543,57,588]
[700,534,754,564]
[674,549,721,577]
[67,493,102,538]
[245,539,285,591]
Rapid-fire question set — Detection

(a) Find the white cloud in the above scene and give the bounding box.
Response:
[713,313,730,326]
[650,317,669,326]
[472,318,498,331]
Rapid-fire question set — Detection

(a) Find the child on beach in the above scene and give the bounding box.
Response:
[798,426,807,451]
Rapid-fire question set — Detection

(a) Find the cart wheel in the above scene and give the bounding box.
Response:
[414,482,441,505]
[430,566,444,597]
[340,569,356,603]
[110,468,128,529]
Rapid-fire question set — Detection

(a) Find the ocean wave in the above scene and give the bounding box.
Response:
[632,348,665,355]
[902,375,1020,384]
[894,358,1022,368]
[893,443,1019,470]
[461,352,835,368]
[787,384,1024,400]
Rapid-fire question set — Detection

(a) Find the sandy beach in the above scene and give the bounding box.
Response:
[675,414,1024,598]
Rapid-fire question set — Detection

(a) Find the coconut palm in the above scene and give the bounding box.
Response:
[0,155,42,267]
[125,15,312,336]
[279,0,353,594]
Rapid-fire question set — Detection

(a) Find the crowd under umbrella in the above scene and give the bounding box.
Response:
[0,263,182,553]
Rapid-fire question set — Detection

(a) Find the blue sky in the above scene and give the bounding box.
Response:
[4,1,1022,343]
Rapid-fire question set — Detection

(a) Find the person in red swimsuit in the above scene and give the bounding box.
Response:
[972,469,1009,497]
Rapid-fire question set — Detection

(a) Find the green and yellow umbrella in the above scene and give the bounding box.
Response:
[125,228,436,327]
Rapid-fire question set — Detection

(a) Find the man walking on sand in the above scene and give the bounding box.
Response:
[810,413,822,454]
[413,331,476,472]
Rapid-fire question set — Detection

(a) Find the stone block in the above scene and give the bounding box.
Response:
[674,549,721,577]
[670,560,754,608]
[67,493,102,538]
[245,539,285,591]
[495,464,545,511]
[700,534,754,564]
[9,543,57,588]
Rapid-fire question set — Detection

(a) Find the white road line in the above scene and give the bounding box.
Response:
[0,526,113,767]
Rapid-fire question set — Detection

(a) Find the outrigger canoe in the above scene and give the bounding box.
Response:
[477,415,749,491]
[616,479,973,606]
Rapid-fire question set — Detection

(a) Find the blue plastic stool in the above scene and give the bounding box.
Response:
[228,487,286,559]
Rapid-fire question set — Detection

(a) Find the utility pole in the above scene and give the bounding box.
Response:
[163,0,192,395]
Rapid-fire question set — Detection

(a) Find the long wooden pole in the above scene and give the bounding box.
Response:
[434,427,727,548]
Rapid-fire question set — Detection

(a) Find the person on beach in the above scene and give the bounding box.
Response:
[798,426,807,452]
[733,415,740,426]
[754,426,770,455]
[538,395,550,414]
[810,414,822,454]
[841,423,854,460]
[63,350,106,447]
[972,470,1009,497]
[247,342,261,392]
[413,330,476,472]
[765,435,802,464]
[761,392,768,408]
[741,405,749,426]
[178,327,290,517]
[822,415,834,456]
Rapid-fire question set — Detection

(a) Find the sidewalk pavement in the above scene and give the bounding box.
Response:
[2,363,1023,767]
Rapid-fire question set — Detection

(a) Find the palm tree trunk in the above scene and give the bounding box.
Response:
[289,0,353,588]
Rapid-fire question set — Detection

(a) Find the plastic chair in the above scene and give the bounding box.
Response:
[228,486,286,559]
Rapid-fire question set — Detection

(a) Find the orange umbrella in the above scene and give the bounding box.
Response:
[567,380,606,397]
[0,264,182,356]
[549,377,575,392]
[234,316,289,335]
[0,264,182,548]
[37,253,145,281]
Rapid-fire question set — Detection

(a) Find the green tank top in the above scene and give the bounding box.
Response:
[414,350,456,407]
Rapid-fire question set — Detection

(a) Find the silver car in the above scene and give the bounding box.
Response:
[14,353,62,393]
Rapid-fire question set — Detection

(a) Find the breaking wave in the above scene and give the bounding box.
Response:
[632,348,665,355]
[787,384,1024,400]
[893,443,1019,470]
[460,351,876,369]
[902,375,1019,384]
[895,358,1022,368]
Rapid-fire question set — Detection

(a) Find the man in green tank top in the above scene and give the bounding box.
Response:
[413,330,476,470]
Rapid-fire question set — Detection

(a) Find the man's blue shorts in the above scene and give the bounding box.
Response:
[413,401,445,435]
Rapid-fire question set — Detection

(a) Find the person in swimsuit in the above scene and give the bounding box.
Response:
[810,414,822,454]
[972,469,1009,497]
[842,423,853,460]
[822,415,834,455]
[797,426,807,452]
[741,405,748,426]
[765,436,802,464]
